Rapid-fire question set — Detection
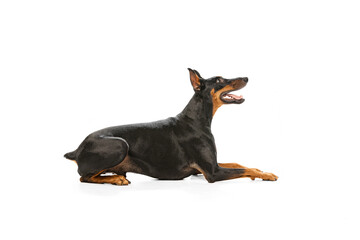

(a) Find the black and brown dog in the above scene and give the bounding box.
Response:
[64,69,278,185]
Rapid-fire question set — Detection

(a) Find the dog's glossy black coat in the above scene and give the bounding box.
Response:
[65,69,250,183]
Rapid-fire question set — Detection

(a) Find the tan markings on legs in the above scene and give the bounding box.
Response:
[218,163,247,169]
[218,162,278,181]
[80,171,131,185]
[218,163,262,172]
[241,168,274,181]
[90,175,130,185]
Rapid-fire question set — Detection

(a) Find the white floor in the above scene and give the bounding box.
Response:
[3,157,358,240]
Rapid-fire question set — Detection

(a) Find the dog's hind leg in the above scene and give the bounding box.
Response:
[75,135,131,185]
[80,171,130,185]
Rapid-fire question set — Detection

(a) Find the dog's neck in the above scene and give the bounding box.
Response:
[178,93,214,128]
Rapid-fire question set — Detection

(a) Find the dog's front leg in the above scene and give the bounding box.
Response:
[191,162,278,183]
[218,163,277,181]
[219,162,261,180]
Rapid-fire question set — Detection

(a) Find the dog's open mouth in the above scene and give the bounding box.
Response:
[220,90,245,104]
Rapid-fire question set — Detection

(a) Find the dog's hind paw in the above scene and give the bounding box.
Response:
[112,175,131,185]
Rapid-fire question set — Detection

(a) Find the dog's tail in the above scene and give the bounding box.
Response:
[64,150,77,160]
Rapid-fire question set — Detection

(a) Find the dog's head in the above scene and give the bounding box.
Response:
[188,68,248,116]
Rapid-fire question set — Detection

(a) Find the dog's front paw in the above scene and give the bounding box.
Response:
[249,168,263,180]
[260,172,278,181]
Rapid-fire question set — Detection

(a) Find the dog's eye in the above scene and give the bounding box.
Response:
[216,78,223,84]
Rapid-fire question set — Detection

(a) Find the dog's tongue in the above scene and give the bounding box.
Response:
[227,94,243,100]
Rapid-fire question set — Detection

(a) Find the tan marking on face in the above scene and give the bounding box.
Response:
[210,85,235,116]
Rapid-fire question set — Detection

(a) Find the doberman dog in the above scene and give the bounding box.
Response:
[64,68,278,185]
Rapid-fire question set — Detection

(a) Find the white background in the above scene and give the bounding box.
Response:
[1,0,359,239]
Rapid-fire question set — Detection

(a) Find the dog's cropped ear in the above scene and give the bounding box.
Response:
[188,68,202,91]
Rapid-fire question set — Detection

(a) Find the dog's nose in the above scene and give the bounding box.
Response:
[243,77,248,83]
